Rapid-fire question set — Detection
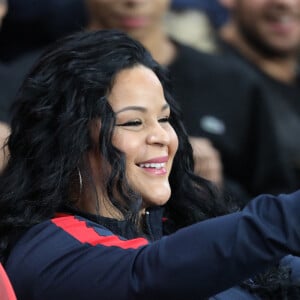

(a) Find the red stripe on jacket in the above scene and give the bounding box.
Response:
[0,263,17,300]
[51,215,148,249]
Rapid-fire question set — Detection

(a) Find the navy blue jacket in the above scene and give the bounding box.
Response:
[5,191,300,299]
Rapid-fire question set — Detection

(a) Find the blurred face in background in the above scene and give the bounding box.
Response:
[231,0,300,57]
[0,0,7,28]
[86,0,170,40]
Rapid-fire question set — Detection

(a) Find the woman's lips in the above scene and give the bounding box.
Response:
[137,156,168,175]
[138,156,169,164]
[139,164,167,175]
[119,17,149,29]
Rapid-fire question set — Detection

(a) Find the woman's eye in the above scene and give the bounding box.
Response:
[159,116,170,123]
[116,120,142,127]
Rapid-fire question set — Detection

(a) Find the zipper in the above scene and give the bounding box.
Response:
[143,210,155,242]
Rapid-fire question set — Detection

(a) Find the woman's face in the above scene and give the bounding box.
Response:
[108,65,178,208]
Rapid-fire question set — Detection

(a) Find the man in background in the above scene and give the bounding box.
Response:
[211,0,300,195]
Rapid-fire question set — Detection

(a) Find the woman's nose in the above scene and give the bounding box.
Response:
[146,123,170,146]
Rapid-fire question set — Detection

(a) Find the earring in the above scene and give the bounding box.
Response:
[77,166,83,195]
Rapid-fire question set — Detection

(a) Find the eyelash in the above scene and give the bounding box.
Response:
[117,120,142,127]
[116,116,170,127]
[159,116,170,123]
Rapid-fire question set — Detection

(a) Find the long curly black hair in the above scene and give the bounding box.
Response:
[0,30,227,263]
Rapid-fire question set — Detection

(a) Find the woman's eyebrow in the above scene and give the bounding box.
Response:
[115,103,170,115]
[115,106,146,114]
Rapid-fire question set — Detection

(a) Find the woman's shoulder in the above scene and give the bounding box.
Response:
[6,214,149,272]
[5,214,149,298]
[5,214,113,264]
[8,214,148,256]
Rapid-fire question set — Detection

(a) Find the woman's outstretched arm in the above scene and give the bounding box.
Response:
[6,191,300,300]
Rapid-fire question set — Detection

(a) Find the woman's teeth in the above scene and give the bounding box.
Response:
[139,163,166,169]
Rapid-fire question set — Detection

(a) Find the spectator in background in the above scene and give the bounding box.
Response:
[210,0,300,196]
[219,0,300,84]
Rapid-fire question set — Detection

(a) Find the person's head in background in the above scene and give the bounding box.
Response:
[0,0,7,28]
[219,0,300,82]
[85,0,176,65]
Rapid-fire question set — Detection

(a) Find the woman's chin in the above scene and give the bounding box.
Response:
[143,189,171,207]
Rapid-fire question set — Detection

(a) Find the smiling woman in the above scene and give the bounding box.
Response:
[2,30,300,300]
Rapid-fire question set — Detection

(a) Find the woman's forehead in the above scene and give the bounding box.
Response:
[108,66,166,111]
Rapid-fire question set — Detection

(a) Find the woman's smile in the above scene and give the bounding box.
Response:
[136,155,168,175]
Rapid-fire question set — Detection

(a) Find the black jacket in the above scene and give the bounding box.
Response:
[169,41,300,198]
